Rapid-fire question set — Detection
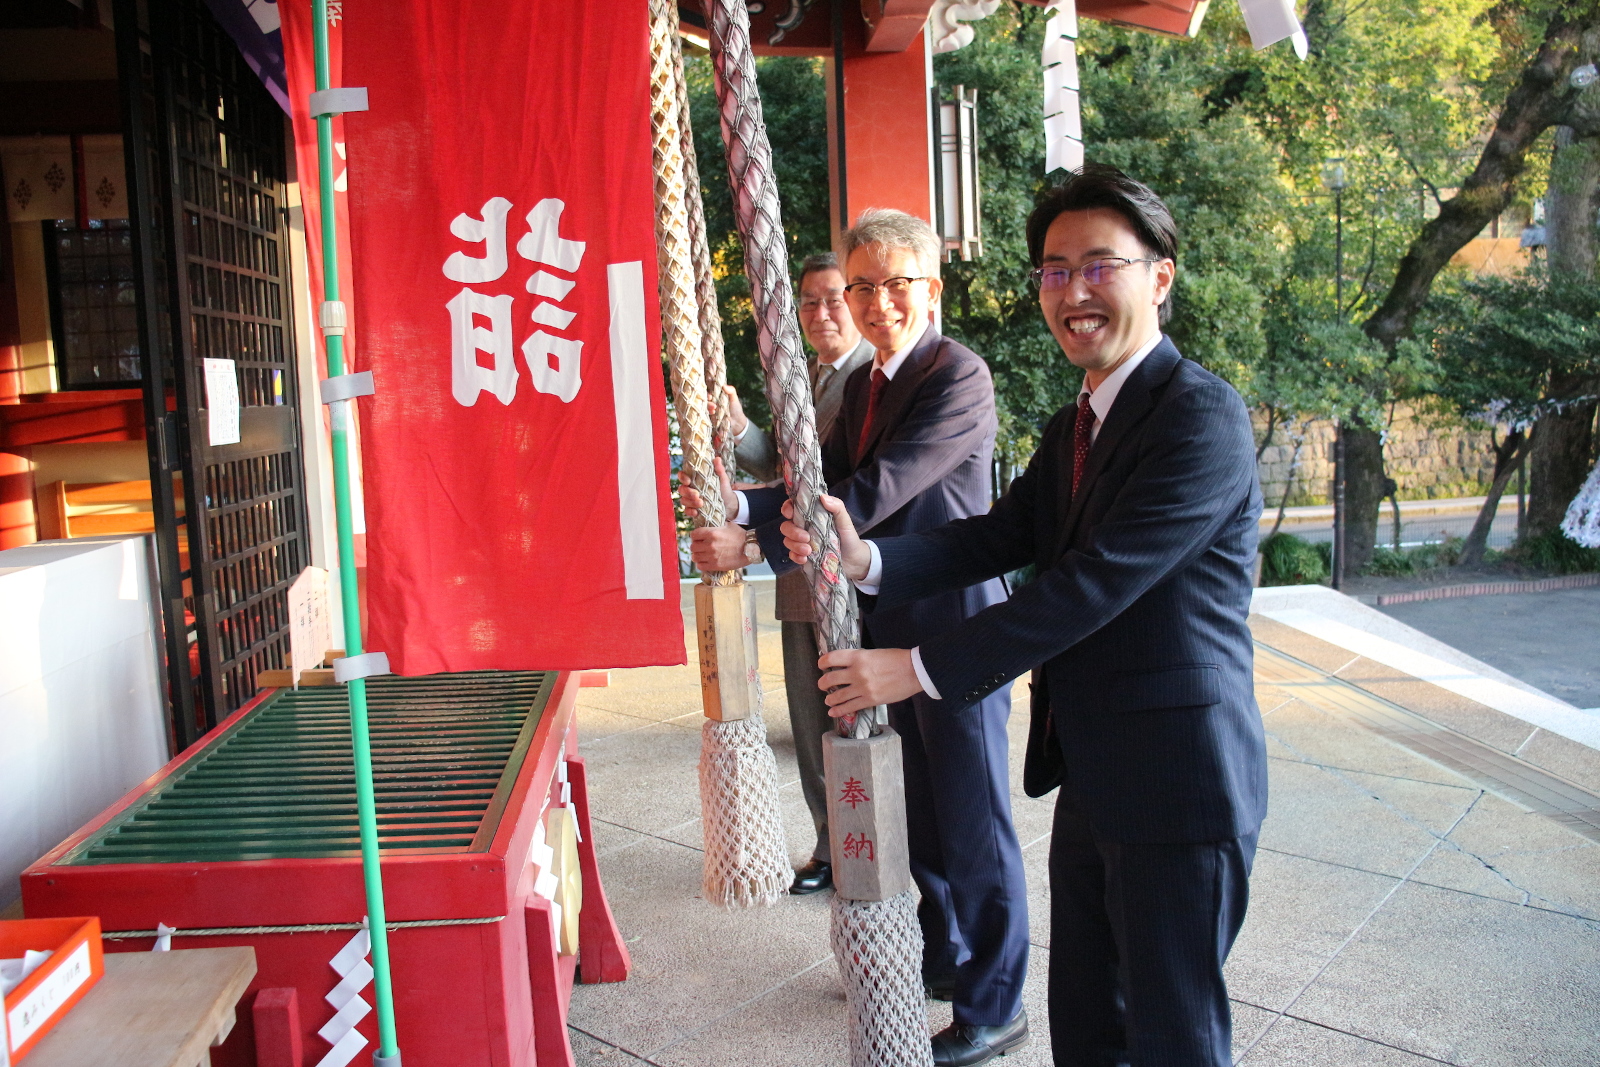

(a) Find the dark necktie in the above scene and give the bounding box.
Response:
[857,368,889,462]
[1071,391,1094,499]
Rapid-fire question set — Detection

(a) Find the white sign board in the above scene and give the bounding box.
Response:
[288,566,332,685]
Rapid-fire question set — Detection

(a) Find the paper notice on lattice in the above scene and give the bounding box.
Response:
[203,358,241,446]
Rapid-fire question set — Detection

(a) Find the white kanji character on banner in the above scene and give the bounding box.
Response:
[447,289,517,406]
[522,331,582,403]
[515,199,586,404]
[444,196,513,283]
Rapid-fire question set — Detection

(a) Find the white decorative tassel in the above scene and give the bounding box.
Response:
[1562,457,1600,548]
[1042,0,1083,174]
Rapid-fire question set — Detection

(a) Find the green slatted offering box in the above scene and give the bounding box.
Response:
[59,671,555,865]
[22,668,634,1067]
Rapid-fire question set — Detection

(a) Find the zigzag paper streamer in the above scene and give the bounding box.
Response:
[1042,0,1083,174]
[316,920,374,1067]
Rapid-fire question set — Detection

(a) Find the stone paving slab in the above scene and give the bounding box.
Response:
[568,586,1600,1066]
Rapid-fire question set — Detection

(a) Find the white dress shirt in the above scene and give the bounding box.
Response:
[861,331,1166,700]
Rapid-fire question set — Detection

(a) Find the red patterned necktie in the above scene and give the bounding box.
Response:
[857,368,889,462]
[1071,391,1094,499]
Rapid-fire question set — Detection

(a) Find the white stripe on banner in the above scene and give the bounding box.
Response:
[608,261,666,600]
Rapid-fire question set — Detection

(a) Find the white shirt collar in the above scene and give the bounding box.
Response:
[1079,332,1162,433]
[874,323,931,381]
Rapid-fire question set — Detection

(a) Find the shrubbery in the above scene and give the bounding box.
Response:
[1510,529,1600,575]
[1260,533,1330,586]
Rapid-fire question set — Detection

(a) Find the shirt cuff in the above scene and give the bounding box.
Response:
[853,540,884,594]
[733,491,750,526]
[732,420,750,445]
[910,647,940,700]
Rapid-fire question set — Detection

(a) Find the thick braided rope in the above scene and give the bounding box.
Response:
[702,0,870,735]
[652,0,791,910]
[670,40,738,478]
[704,4,929,1062]
[648,0,727,554]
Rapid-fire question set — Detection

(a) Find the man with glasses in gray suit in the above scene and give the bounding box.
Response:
[724,252,873,894]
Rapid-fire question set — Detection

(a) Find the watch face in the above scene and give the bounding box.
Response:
[745,541,761,563]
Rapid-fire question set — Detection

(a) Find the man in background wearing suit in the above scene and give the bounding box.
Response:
[784,167,1267,1067]
[725,252,873,895]
[686,210,1030,1065]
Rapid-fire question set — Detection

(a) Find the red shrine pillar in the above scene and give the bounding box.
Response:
[825,21,937,246]
[0,237,36,550]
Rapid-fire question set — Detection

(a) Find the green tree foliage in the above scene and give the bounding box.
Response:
[1423,269,1600,424]
[684,50,829,431]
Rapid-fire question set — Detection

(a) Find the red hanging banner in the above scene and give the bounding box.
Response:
[284,0,683,674]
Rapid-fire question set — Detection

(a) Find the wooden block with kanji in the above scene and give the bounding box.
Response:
[694,580,760,721]
[823,726,911,901]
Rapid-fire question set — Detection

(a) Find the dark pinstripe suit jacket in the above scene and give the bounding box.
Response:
[872,339,1267,844]
[745,326,1005,650]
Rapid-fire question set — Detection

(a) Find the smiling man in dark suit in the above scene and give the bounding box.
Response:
[783,166,1267,1067]
[685,209,1030,1065]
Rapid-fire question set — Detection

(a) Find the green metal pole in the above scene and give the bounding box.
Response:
[309,1,400,1060]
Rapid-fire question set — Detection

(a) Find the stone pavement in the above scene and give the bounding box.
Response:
[565,582,1600,1066]
[1379,586,1600,711]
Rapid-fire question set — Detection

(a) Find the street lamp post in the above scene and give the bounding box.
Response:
[1323,158,1348,590]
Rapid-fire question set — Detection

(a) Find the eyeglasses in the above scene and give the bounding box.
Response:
[798,295,847,312]
[1029,258,1157,292]
[842,276,932,301]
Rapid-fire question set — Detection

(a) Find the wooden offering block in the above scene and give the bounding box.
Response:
[693,581,760,722]
[823,727,912,902]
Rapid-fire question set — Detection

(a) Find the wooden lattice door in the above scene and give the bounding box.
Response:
[120,0,312,741]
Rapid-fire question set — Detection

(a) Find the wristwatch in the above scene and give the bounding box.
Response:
[743,529,763,565]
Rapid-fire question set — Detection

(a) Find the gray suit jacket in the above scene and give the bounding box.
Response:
[734,337,873,621]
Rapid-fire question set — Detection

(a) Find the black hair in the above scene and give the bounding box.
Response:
[798,252,841,286]
[1025,164,1178,322]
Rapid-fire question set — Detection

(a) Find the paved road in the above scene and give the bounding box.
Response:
[1274,510,1521,550]
[1378,587,1600,710]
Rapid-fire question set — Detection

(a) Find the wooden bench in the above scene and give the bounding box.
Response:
[34,480,156,539]
[23,947,256,1067]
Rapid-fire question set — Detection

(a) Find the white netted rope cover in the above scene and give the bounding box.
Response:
[699,712,793,908]
[831,891,934,1067]
[648,0,791,910]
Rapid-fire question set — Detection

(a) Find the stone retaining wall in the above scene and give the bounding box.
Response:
[1256,406,1500,508]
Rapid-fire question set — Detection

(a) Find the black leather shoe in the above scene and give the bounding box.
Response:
[789,859,832,895]
[930,1010,1029,1067]
[923,973,956,1001]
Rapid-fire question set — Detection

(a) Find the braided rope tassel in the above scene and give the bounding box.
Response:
[670,39,738,478]
[649,0,791,910]
[702,3,930,1063]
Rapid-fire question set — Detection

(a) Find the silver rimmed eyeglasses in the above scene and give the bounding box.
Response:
[1029,257,1157,291]
[798,295,848,312]
[842,276,932,301]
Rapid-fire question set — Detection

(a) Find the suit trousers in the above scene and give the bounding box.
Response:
[891,686,1028,1027]
[780,621,831,863]
[1047,790,1256,1067]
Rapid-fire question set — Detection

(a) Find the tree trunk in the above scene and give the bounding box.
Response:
[1461,429,1529,565]
[1528,377,1598,537]
[1342,424,1386,573]
[1348,15,1600,568]
[1528,127,1600,538]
